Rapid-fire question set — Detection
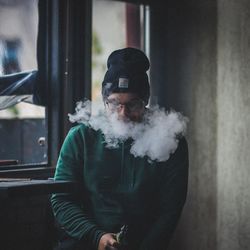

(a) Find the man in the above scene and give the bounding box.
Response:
[51,47,189,250]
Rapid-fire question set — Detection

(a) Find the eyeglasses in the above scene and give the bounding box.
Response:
[106,98,145,113]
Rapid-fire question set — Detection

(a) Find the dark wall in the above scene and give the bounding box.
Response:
[149,1,218,250]
[149,1,250,250]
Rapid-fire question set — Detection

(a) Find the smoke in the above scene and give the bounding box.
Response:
[68,100,188,162]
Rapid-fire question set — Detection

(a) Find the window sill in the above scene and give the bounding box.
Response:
[0,166,55,179]
[0,179,75,198]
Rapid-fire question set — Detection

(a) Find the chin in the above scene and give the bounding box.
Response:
[118,116,131,123]
[123,117,141,123]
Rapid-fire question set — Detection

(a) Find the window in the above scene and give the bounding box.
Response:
[0,0,151,173]
[0,0,48,168]
[92,0,150,102]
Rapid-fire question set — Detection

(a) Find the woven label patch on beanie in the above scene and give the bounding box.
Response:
[118,78,129,88]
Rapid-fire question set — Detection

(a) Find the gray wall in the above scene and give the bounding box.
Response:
[150,1,250,250]
[217,1,250,249]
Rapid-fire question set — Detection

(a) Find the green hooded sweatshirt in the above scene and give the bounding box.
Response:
[51,124,188,250]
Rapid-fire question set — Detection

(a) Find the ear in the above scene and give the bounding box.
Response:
[104,99,108,109]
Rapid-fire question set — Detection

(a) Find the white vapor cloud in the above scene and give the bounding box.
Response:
[68,100,188,163]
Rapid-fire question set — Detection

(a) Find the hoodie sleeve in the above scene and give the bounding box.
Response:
[139,137,189,250]
[50,125,106,249]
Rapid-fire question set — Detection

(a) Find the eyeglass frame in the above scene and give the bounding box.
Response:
[105,98,145,113]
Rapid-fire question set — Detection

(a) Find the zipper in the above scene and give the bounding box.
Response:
[121,140,135,189]
[131,157,135,188]
[121,142,125,184]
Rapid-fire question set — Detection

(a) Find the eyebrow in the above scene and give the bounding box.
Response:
[107,97,139,102]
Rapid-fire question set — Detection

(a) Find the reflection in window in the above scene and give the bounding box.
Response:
[0,39,21,74]
[92,0,149,102]
[0,0,47,166]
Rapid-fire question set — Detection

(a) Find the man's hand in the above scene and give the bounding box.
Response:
[98,233,120,250]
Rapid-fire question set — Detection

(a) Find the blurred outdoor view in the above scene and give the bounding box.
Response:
[0,0,42,119]
[0,0,147,166]
[92,0,147,101]
[0,0,46,166]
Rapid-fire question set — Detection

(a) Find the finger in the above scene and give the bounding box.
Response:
[109,237,118,246]
[111,241,120,248]
[108,238,120,249]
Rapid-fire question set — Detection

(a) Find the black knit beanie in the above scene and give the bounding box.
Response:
[102,47,150,104]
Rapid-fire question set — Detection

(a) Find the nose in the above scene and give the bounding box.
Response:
[118,105,130,119]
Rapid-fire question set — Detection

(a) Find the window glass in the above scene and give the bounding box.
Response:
[0,0,47,167]
[92,0,149,102]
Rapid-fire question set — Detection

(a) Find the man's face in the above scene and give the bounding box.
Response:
[105,93,145,122]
